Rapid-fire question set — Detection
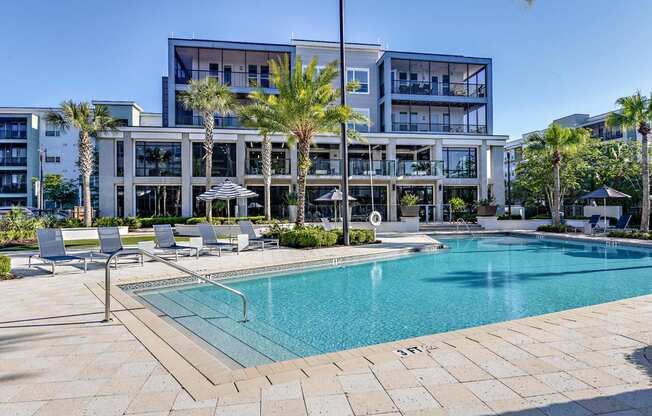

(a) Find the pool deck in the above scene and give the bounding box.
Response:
[2,232,652,415]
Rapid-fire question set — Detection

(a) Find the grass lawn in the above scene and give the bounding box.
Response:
[0,235,191,252]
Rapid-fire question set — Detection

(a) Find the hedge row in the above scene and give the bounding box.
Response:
[271,226,375,249]
[536,224,575,233]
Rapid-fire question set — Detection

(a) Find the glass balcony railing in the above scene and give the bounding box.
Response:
[0,157,27,166]
[349,159,395,176]
[391,80,486,97]
[0,184,27,193]
[308,159,341,176]
[245,159,290,175]
[176,115,243,129]
[397,160,444,177]
[392,122,487,134]
[175,69,275,89]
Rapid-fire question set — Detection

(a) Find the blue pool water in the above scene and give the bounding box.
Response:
[137,235,652,367]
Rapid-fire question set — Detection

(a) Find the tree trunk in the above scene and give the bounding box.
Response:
[552,158,562,227]
[78,131,93,227]
[641,132,650,231]
[262,134,272,221]
[204,113,215,222]
[296,136,311,226]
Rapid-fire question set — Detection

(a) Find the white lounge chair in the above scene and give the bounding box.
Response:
[29,228,88,275]
[239,220,279,250]
[320,217,334,231]
[197,223,237,256]
[95,227,143,268]
[153,224,199,260]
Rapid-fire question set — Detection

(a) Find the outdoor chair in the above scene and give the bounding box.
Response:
[600,214,632,232]
[153,224,200,260]
[321,217,334,231]
[239,220,279,250]
[197,223,237,256]
[28,228,88,275]
[95,227,143,268]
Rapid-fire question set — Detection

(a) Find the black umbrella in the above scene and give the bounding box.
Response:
[315,188,356,220]
[578,186,631,229]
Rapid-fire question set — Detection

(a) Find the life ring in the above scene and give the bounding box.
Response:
[368,210,382,227]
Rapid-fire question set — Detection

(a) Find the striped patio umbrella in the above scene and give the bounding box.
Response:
[196,179,258,218]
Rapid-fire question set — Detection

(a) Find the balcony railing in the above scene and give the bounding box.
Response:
[245,159,290,175]
[0,184,27,193]
[391,81,486,97]
[176,115,243,129]
[349,159,395,176]
[175,69,275,89]
[397,160,444,177]
[0,157,27,167]
[392,122,487,134]
[308,159,341,176]
[0,132,27,140]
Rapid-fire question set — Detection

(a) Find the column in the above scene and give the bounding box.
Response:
[236,134,247,216]
[491,145,506,209]
[479,141,488,201]
[387,139,397,221]
[97,137,116,216]
[290,145,298,190]
[123,133,135,216]
[434,140,444,221]
[180,133,192,217]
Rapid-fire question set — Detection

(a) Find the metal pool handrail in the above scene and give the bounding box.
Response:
[103,248,248,322]
[455,218,476,238]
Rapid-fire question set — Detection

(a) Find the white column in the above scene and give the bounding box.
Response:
[387,139,397,221]
[180,133,192,217]
[434,140,444,221]
[123,134,135,217]
[97,137,116,217]
[236,134,247,216]
[479,141,488,201]
[491,145,506,209]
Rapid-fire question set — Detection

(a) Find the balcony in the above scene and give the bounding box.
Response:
[309,159,341,176]
[0,184,27,193]
[175,69,274,89]
[391,80,486,98]
[0,157,27,167]
[392,122,487,134]
[176,115,243,129]
[245,159,290,175]
[349,159,395,176]
[397,160,444,177]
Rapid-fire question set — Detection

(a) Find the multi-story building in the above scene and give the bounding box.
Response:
[97,37,508,222]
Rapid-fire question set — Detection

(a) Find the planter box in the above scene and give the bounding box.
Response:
[61,226,129,241]
[477,205,498,216]
[400,206,419,217]
[477,217,551,230]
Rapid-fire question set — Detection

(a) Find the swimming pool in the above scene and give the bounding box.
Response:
[134,234,652,367]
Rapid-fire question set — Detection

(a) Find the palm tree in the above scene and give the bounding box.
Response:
[607,91,652,231]
[250,55,367,226]
[528,124,589,226]
[239,101,276,221]
[177,77,235,222]
[46,101,119,226]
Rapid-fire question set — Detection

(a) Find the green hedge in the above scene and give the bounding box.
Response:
[0,255,10,279]
[137,217,188,228]
[333,229,375,245]
[537,224,574,233]
[497,214,522,220]
[280,227,339,248]
[185,216,266,225]
[608,230,652,240]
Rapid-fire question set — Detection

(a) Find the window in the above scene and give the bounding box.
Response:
[135,185,181,217]
[45,130,60,137]
[260,65,270,88]
[444,186,477,204]
[116,141,124,177]
[116,186,124,218]
[192,142,236,177]
[248,64,258,87]
[192,186,236,217]
[346,68,369,93]
[347,108,370,133]
[443,147,477,178]
[135,142,182,177]
[45,155,61,163]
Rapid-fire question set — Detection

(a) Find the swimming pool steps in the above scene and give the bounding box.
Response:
[140,288,321,367]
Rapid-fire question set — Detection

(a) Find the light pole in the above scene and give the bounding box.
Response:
[338,0,350,245]
[506,150,512,217]
[38,146,45,213]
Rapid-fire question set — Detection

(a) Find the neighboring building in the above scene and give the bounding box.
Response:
[88,36,505,222]
[0,108,81,207]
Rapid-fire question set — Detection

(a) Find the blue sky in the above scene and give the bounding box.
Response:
[1,0,651,139]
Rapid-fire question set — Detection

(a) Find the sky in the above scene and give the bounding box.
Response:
[1,0,652,139]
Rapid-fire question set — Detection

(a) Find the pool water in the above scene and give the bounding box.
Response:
[136,235,652,367]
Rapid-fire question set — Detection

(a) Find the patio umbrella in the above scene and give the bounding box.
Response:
[315,188,356,220]
[578,185,631,229]
[196,179,258,219]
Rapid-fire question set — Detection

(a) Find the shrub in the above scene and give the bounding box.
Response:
[95,217,123,227]
[537,224,574,233]
[186,216,267,225]
[285,192,299,205]
[0,255,11,279]
[608,230,652,240]
[280,226,338,248]
[449,197,466,213]
[262,220,285,240]
[400,193,419,206]
[59,218,84,228]
[529,214,552,220]
[333,228,375,245]
[138,217,188,228]
[123,217,142,230]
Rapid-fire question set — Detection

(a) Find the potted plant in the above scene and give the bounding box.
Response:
[476,197,497,216]
[285,192,299,223]
[449,196,466,220]
[400,193,420,217]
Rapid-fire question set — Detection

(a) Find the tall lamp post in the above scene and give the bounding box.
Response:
[506,150,512,217]
[338,0,350,245]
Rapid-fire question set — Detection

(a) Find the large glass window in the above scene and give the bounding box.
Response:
[305,186,338,221]
[0,118,27,139]
[396,185,434,221]
[350,186,388,222]
[0,173,27,193]
[116,141,124,177]
[116,186,124,217]
[443,147,477,178]
[347,108,370,133]
[247,185,290,219]
[444,186,478,204]
[192,142,236,177]
[135,142,181,177]
[346,68,369,93]
[192,186,237,217]
[135,185,181,217]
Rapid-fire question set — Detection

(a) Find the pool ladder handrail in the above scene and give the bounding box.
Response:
[455,218,476,238]
[103,248,248,323]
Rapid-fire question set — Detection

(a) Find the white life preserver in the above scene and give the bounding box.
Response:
[368,210,382,227]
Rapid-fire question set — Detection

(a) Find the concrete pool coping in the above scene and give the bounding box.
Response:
[86,231,652,401]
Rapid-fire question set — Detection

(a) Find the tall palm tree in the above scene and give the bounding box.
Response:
[250,55,367,226]
[46,101,119,226]
[177,77,235,222]
[240,101,276,221]
[607,91,652,231]
[528,124,589,226]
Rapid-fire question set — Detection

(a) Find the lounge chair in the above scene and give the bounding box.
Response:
[197,223,237,256]
[95,227,144,268]
[153,224,200,260]
[28,228,88,275]
[239,220,279,250]
[321,217,334,231]
[599,214,632,232]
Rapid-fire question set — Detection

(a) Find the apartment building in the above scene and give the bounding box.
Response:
[97,37,508,222]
